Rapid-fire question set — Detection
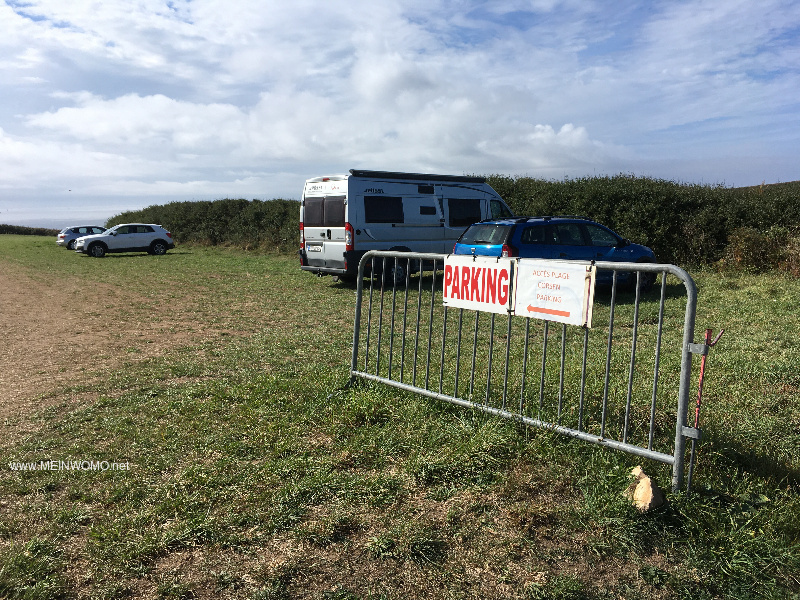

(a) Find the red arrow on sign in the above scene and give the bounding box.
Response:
[527,305,571,318]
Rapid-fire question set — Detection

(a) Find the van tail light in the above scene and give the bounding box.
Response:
[501,243,517,257]
[166,232,172,238]
[299,223,306,265]
[345,222,354,252]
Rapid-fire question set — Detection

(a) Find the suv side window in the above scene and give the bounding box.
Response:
[553,223,586,245]
[584,224,619,247]
[520,224,547,244]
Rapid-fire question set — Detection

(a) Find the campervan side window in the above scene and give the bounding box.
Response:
[491,199,513,219]
[365,196,404,223]
[447,198,482,227]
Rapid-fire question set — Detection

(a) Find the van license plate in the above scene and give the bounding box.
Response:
[307,245,322,252]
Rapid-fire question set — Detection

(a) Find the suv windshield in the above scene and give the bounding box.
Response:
[458,224,510,245]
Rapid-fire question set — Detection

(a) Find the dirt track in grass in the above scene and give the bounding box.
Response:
[0,261,201,439]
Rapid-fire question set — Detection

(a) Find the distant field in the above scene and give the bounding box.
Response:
[0,235,798,599]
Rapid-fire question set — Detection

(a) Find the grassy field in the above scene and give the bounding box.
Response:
[0,235,798,599]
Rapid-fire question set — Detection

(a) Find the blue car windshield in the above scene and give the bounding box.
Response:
[459,224,510,245]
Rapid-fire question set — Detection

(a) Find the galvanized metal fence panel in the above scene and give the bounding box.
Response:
[348,251,701,491]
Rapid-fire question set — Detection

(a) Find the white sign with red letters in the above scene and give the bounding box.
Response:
[514,259,596,327]
[443,255,596,327]
[442,256,514,315]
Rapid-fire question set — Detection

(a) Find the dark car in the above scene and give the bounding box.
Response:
[453,216,656,288]
[56,225,107,250]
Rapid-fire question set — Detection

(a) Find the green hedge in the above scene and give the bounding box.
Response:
[0,224,59,236]
[105,177,800,268]
[486,175,800,266]
[108,198,299,253]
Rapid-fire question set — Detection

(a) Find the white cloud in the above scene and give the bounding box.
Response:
[0,0,798,225]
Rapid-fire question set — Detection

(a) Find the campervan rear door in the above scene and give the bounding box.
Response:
[302,193,347,270]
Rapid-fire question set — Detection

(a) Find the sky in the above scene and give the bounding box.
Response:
[1,0,799,228]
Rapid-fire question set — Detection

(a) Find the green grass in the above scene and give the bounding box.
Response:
[0,235,798,599]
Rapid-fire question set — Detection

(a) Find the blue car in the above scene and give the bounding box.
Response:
[453,216,657,289]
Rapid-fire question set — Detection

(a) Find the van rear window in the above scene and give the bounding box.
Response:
[365,196,404,223]
[304,195,345,227]
[304,197,324,226]
[324,196,346,227]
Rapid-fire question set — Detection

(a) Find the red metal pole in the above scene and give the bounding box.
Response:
[687,328,724,492]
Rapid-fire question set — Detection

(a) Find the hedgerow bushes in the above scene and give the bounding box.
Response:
[106,177,799,271]
[720,226,800,276]
[486,175,800,268]
[108,198,299,252]
[0,224,59,236]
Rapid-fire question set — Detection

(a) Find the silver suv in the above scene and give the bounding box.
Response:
[75,223,174,258]
[57,225,106,250]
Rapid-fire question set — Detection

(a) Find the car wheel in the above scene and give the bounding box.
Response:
[635,265,656,293]
[640,272,656,292]
[150,241,168,255]
[381,259,408,286]
[391,261,406,285]
[67,240,76,250]
[89,243,106,258]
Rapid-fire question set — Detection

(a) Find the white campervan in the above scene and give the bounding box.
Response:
[299,169,513,281]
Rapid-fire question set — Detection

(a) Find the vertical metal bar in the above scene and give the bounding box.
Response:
[502,313,512,411]
[485,312,496,405]
[350,254,368,381]
[400,258,410,382]
[649,273,667,450]
[578,326,589,431]
[365,256,375,371]
[557,323,567,424]
[376,256,386,375]
[454,308,464,398]
[623,273,642,443]
[439,306,448,394]
[388,256,398,379]
[519,318,531,415]
[539,320,549,417]
[673,269,698,492]
[601,270,618,438]
[424,261,437,390]
[412,258,423,386]
[469,311,479,400]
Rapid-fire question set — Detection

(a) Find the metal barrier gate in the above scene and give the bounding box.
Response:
[349,250,705,492]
